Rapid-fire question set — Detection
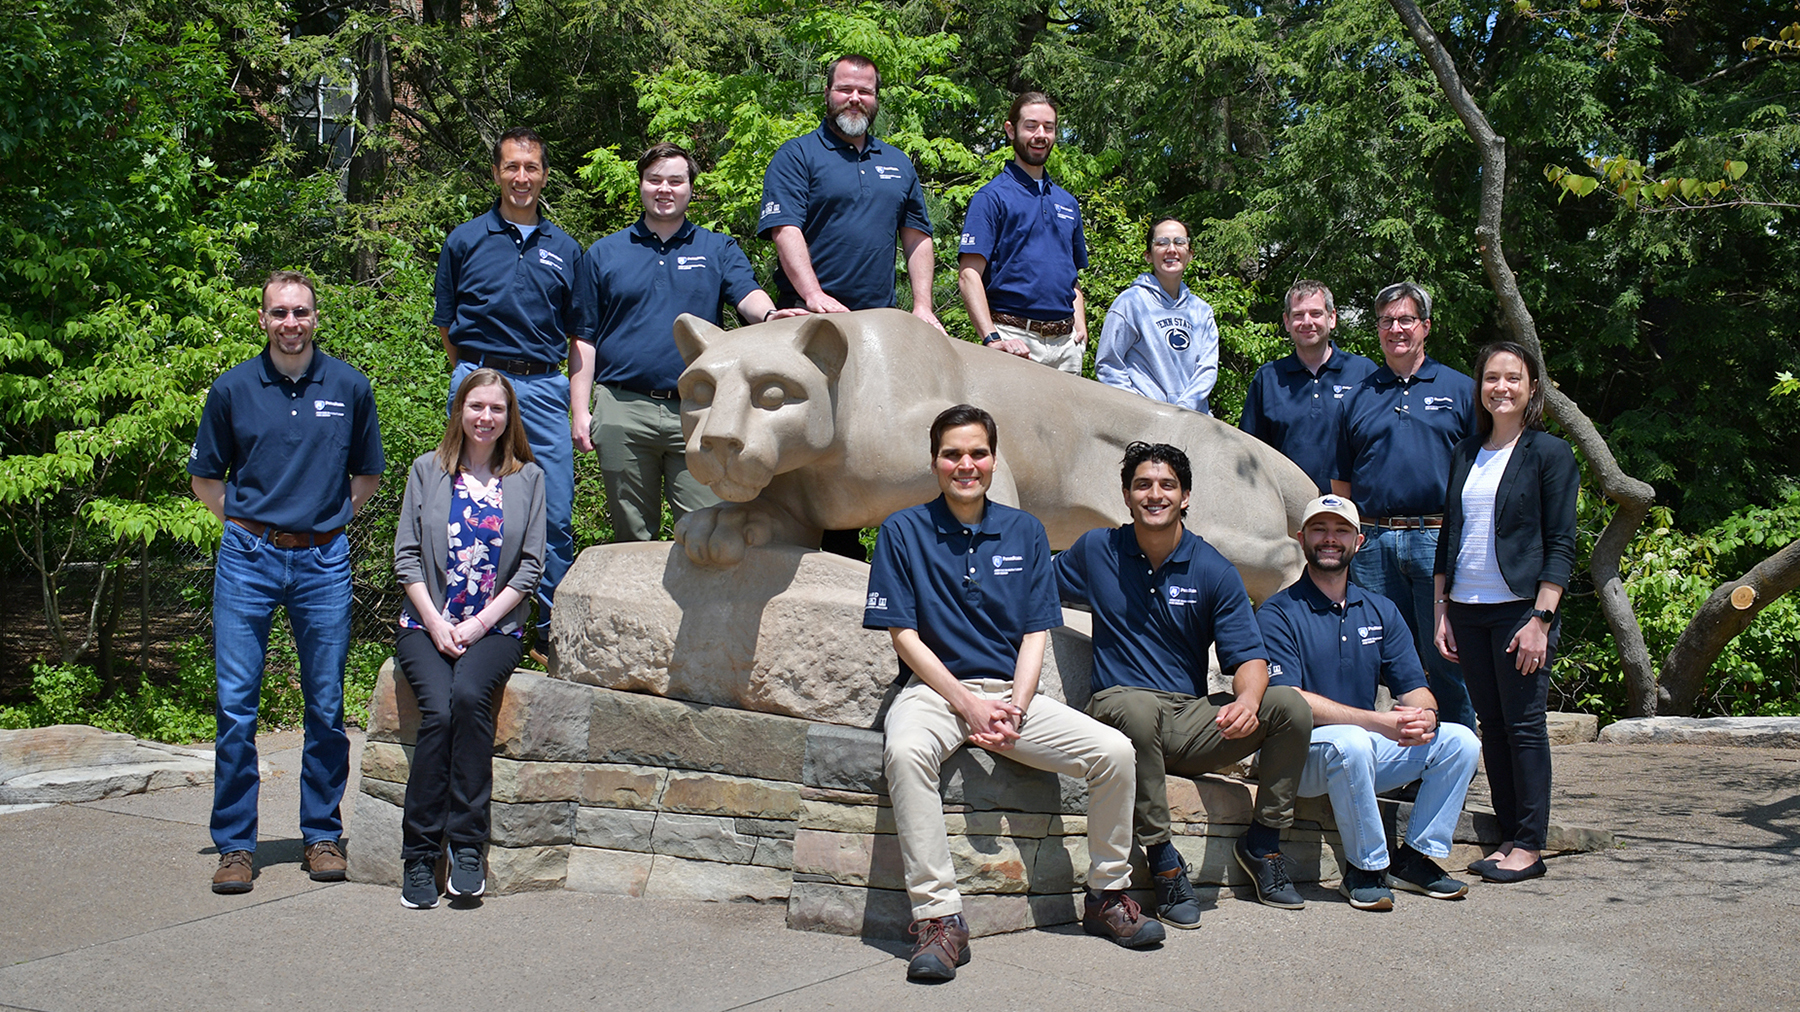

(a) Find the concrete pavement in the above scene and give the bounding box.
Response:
[4,733,1797,1011]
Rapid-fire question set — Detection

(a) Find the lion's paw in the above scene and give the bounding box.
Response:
[672,503,777,567]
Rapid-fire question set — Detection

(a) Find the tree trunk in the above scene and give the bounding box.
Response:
[348,16,394,283]
[1657,537,1800,714]
[1385,0,1661,713]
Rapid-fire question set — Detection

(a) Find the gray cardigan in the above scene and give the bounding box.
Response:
[393,452,546,636]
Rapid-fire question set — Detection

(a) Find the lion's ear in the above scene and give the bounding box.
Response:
[792,314,849,383]
[673,313,724,366]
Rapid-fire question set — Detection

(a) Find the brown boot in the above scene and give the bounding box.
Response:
[303,840,347,882]
[905,915,971,981]
[212,851,253,894]
[1082,890,1166,948]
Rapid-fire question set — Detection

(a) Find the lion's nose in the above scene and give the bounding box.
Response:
[701,433,743,454]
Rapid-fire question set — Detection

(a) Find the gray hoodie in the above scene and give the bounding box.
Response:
[1095,273,1219,414]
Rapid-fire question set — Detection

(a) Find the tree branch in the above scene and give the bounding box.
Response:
[1657,538,1800,714]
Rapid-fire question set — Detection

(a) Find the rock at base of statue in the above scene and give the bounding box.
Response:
[548,542,1103,729]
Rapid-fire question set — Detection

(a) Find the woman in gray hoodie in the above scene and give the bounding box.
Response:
[1095,218,1219,414]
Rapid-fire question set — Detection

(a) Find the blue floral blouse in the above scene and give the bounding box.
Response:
[399,473,518,637]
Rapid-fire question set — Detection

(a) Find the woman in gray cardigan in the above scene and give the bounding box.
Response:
[392,368,546,908]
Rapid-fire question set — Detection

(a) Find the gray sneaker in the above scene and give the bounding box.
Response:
[401,858,439,909]
[1152,862,1202,929]
[446,845,485,898]
[1338,865,1394,911]
[1387,846,1468,899]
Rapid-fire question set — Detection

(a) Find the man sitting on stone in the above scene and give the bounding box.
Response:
[866,404,1163,983]
[1055,441,1313,929]
[1257,494,1480,910]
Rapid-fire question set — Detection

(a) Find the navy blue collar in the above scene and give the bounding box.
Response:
[928,494,991,534]
[1120,523,1200,567]
[1291,568,1368,613]
[483,199,545,234]
[1276,342,1350,376]
[816,120,886,156]
[256,346,323,388]
[1003,159,1057,195]
[630,217,697,251]
[1372,355,1446,386]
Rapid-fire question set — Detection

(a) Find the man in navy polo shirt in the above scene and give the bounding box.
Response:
[433,126,583,656]
[1333,281,1478,729]
[570,142,805,542]
[189,270,385,895]
[866,405,1162,983]
[1055,442,1313,929]
[757,53,940,327]
[958,92,1089,374]
[1240,279,1378,492]
[1259,494,1479,910]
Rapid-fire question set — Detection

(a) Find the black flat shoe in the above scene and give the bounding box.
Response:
[1466,858,1499,877]
[1480,859,1546,883]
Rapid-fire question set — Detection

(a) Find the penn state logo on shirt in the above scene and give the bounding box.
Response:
[991,554,1025,576]
[1333,384,1352,398]
[1423,396,1456,410]
[1166,327,1191,351]
[1359,624,1383,645]
[314,398,346,419]
[1053,201,1078,221]
[676,255,709,271]
[1167,585,1200,607]
[874,164,905,181]
[536,249,566,272]
[866,591,887,610]
[959,232,978,249]
[761,201,781,218]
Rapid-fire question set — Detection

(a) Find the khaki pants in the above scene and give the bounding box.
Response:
[591,385,718,542]
[996,322,1083,375]
[883,677,1136,919]
[1086,684,1312,850]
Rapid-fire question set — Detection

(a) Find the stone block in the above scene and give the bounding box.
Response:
[791,829,905,891]
[0,726,219,805]
[642,853,790,903]
[488,845,568,893]
[945,811,1051,839]
[1028,834,1087,893]
[800,786,883,805]
[661,770,802,820]
[735,818,797,840]
[1294,794,1336,830]
[359,741,412,784]
[1166,773,1256,826]
[651,812,759,864]
[362,776,406,807]
[579,764,666,809]
[752,836,795,869]
[786,882,913,939]
[800,799,892,835]
[346,790,403,887]
[565,846,654,897]
[1547,711,1599,745]
[489,801,575,847]
[948,834,1037,893]
[941,747,1081,814]
[491,759,584,803]
[1597,715,1800,748]
[575,806,657,852]
[493,671,594,762]
[1046,814,1087,837]
[551,543,1097,727]
[802,723,885,794]
[588,685,808,781]
[0,724,145,775]
[364,659,415,744]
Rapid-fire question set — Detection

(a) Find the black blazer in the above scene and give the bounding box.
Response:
[1433,428,1580,599]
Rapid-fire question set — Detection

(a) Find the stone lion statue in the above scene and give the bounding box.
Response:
[669,308,1315,602]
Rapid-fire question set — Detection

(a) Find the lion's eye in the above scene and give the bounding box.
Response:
[755,383,787,409]
[685,379,715,407]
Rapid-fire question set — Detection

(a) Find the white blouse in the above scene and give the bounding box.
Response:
[1451,444,1527,604]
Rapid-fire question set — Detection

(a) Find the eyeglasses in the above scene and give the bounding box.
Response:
[1376,314,1421,330]
[1150,237,1191,248]
[264,307,315,320]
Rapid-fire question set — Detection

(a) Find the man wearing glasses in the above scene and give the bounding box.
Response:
[1332,282,1478,729]
[1240,280,1378,493]
[959,92,1090,374]
[865,404,1163,983]
[1095,218,1220,413]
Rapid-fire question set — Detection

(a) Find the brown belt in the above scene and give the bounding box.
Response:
[229,517,345,548]
[992,311,1075,336]
[1367,515,1444,530]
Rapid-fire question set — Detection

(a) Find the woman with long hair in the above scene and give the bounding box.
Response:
[1432,342,1579,883]
[392,368,546,908]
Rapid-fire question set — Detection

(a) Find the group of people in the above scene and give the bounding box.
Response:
[184,50,1579,977]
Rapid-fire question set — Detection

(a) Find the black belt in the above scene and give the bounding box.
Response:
[608,384,679,400]
[462,351,559,376]
[992,311,1075,336]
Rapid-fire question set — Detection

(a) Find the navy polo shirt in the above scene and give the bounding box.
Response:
[1240,345,1379,493]
[863,496,1063,682]
[432,202,584,364]
[1259,571,1427,709]
[574,219,760,391]
[757,122,933,311]
[1335,357,1477,517]
[958,162,1088,319]
[1055,526,1267,697]
[188,348,386,532]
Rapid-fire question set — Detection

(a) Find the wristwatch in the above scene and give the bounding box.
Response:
[982,331,1004,346]
[1531,607,1557,625]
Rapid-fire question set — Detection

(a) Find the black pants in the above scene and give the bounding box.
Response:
[819,528,867,561]
[393,627,523,861]
[1448,599,1556,851]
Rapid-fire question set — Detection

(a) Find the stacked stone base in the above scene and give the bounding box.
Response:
[350,663,1504,937]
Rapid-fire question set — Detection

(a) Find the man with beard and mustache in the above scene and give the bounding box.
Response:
[758,54,940,560]
[1054,442,1313,930]
[958,92,1090,374]
[1257,494,1479,911]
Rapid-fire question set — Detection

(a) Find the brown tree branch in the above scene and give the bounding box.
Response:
[1657,538,1800,714]
[1386,0,1661,713]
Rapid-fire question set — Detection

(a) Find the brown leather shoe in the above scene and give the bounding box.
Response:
[303,840,347,881]
[905,915,971,981]
[1082,890,1167,948]
[212,851,253,894]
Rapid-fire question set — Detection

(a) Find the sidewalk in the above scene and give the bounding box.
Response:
[3,733,1796,1011]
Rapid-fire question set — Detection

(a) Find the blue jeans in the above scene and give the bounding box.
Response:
[211,522,352,854]
[450,361,572,631]
[1298,722,1480,871]
[1351,525,1477,729]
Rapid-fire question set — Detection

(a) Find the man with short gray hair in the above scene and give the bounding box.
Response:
[1240,280,1377,492]
[1332,282,1478,729]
